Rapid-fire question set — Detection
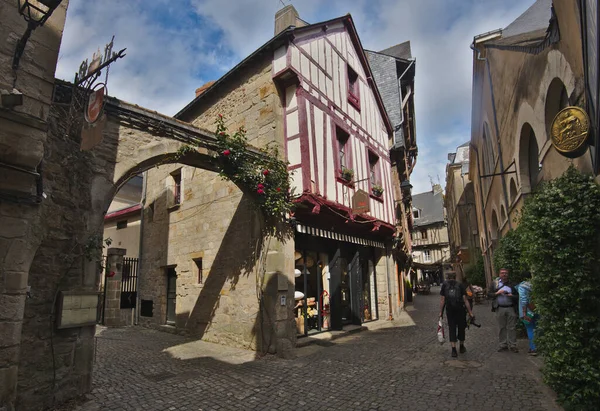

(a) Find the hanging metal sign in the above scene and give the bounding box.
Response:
[550,106,591,158]
[352,189,370,214]
[85,85,104,124]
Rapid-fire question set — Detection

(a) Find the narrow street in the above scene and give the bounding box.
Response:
[59,288,560,411]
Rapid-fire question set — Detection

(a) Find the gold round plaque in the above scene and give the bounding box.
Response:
[550,106,590,156]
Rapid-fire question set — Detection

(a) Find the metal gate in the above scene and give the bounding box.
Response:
[120,257,138,309]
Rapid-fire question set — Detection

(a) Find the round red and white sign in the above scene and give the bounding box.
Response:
[86,86,105,124]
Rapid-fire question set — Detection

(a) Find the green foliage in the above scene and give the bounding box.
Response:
[464,252,486,287]
[214,115,293,220]
[341,166,354,182]
[518,166,600,410]
[493,227,528,284]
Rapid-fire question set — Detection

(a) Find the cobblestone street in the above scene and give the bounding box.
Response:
[60,288,560,411]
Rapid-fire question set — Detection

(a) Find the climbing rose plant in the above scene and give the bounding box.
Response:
[214,115,292,220]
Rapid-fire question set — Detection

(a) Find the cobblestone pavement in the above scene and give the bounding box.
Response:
[59,288,560,411]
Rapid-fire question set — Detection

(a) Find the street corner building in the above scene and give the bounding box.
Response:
[469,0,600,283]
[0,2,418,410]
[135,6,418,351]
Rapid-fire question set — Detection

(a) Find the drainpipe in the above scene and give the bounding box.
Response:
[136,171,147,325]
[384,244,394,320]
[471,44,512,230]
[470,144,493,287]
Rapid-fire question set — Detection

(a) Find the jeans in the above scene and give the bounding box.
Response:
[496,306,517,348]
[524,319,537,351]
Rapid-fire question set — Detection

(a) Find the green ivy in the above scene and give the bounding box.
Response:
[518,166,600,410]
[493,227,528,284]
[464,252,486,287]
[214,115,293,221]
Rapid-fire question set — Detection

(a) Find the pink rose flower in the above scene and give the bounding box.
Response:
[257,189,265,195]
[222,149,231,156]
[263,169,270,176]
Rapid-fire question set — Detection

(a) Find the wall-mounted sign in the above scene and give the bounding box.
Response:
[352,189,370,214]
[85,86,104,124]
[550,106,590,158]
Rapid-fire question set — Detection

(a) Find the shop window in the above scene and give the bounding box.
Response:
[116,220,128,230]
[294,250,330,336]
[423,250,431,262]
[193,258,203,284]
[347,65,360,109]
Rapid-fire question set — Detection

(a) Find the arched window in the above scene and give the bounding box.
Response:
[545,77,569,140]
[482,122,495,175]
[518,123,540,193]
[509,178,518,204]
[500,205,507,225]
[490,210,500,241]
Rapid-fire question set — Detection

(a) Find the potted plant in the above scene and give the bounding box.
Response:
[372,183,384,197]
[340,166,354,182]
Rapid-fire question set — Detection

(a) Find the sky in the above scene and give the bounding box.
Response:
[55,0,535,195]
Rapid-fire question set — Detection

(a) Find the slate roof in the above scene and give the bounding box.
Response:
[379,41,412,61]
[412,190,445,226]
[365,50,404,134]
[502,0,552,38]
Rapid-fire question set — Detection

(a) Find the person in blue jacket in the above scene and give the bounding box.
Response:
[516,272,537,355]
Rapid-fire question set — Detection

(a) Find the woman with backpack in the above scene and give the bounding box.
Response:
[516,272,538,355]
[439,271,474,357]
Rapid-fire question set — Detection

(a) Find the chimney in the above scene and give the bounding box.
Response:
[275,5,307,36]
[432,183,443,195]
[195,80,215,97]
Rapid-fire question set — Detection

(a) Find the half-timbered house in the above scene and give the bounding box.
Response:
[137,6,406,350]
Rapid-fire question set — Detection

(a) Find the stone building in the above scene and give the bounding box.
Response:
[469,0,596,283]
[445,142,478,279]
[410,185,450,285]
[136,6,411,347]
[1,1,69,409]
[366,42,418,308]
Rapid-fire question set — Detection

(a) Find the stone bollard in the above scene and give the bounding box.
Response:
[103,248,126,326]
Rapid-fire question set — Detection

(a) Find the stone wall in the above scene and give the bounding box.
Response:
[0,2,69,410]
[140,52,295,354]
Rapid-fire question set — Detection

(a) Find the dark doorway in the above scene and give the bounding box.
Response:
[166,267,177,325]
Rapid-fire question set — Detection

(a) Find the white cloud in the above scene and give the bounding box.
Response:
[56,0,535,193]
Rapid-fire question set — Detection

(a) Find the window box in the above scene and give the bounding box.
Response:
[340,166,354,183]
[372,184,384,198]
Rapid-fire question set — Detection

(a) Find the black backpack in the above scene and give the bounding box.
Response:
[445,281,462,309]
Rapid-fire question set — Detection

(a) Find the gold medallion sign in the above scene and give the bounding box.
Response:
[550,106,590,158]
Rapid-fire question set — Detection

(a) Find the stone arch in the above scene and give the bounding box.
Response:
[490,208,500,241]
[544,77,570,141]
[517,122,541,194]
[500,205,507,226]
[482,121,495,175]
[509,177,518,205]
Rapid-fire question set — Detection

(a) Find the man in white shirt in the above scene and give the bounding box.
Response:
[488,268,518,352]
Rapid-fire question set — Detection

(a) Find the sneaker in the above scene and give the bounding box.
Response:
[528,349,537,356]
[459,344,467,354]
[510,347,519,353]
[451,348,458,358]
[497,346,508,352]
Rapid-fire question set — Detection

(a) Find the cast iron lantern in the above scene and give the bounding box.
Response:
[13,0,63,70]
[18,0,63,26]
[400,180,413,203]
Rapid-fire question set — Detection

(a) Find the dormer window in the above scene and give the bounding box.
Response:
[347,65,360,109]
[412,208,420,219]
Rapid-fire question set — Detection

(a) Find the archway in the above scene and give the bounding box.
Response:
[544,77,569,140]
[509,177,518,205]
[518,123,540,193]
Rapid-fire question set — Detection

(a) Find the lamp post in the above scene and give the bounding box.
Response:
[12,0,63,70]
[400,180,413,204]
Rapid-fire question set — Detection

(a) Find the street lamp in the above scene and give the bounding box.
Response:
[400,180,413,204]
[18,0,62,25]
[13,0,63,70]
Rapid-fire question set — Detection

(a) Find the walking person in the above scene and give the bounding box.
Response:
[488,268,519,352]
[517,272,537,355]
[439,271,474,357]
